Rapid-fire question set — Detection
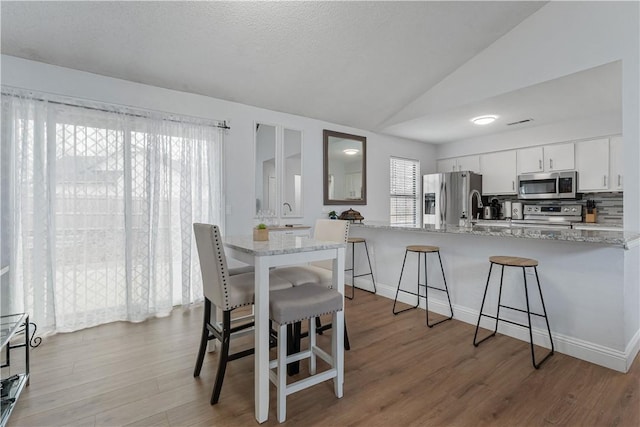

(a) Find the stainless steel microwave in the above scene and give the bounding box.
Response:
[517,171,578,200]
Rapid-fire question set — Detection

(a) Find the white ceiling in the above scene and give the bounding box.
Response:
[2,1,618,144]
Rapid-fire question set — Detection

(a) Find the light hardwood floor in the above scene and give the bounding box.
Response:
[6,289,639,426]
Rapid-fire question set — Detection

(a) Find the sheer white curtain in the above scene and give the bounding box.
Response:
[1,88,222,333]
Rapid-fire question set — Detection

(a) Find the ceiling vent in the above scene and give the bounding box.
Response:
[506,118,534,126]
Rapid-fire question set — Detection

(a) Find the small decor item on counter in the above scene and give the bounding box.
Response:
[338,208,364,223]
[459,215,467,227]
[502,200,512,220]
[585,200,597,223]
[511,202,523,220]
[253,223,269,241]
[328,210,338,220]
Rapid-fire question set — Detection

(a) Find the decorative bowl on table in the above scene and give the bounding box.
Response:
[338,208,364,223]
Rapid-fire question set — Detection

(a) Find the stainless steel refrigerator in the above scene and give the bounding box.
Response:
[423,171,483,227]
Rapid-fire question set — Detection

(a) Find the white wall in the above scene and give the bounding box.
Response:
[436,112,622,159]
[1,55,436,234]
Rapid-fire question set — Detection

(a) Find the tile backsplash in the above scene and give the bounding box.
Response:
[579,192,623,223]
[486,192,623,224]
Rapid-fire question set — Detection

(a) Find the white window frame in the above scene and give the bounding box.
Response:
[390,157,420,226]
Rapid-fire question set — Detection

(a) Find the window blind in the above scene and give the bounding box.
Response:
[390,157,420,226]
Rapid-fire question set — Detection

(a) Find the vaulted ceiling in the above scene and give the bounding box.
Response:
[3,1,618,144]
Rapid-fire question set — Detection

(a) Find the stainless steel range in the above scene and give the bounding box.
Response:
[511,204,583,229]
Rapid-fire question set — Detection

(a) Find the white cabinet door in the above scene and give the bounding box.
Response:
[545,143,574,171]
[437,156,480,173]
[437,158,457,173]
[457,155,480,173]
[576,139,609,191]
[517,146,544,174]
[480,151,517,195]
[609,136,623,191]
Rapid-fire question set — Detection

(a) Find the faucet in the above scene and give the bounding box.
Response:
[467,189,483,226]
[283,202,292,214]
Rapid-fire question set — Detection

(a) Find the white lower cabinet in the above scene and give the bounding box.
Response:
[480,150,517,195]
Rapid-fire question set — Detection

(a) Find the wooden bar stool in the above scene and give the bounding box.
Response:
[473,256,554,369]
[392,245,453,327]
[345,237,376,300]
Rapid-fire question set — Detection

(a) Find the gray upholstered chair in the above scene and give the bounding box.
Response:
[269,283,344,422]
[192,223,293,405]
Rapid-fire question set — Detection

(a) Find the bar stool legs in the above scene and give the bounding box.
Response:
[473,257,554,369]
[392,245,454,327]
[345,238,376,300]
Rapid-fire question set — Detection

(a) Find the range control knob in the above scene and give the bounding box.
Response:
[564,207,570,212]
[571,207,578,212]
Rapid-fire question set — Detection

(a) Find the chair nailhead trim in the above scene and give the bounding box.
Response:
[276,308,344,326]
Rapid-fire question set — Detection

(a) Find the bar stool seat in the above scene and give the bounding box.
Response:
[392,244,453,327]
[407,245,440,253]
[489,256,538,267]
[473,255,554,369]
[345,237,376,300]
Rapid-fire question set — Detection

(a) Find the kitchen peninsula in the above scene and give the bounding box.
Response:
[349,222,640,373]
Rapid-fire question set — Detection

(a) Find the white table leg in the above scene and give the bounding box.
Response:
[333,247,345,398]
[254,256,270,423]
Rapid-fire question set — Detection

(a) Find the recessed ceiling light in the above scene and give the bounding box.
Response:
[471,115,498,125]
[343,148,359,155]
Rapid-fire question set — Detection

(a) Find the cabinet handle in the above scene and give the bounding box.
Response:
[512,181,515,191]
[452,165,456,171]
[549,159,553,169]
[539,159,542,170]
[618,174,622,187]
[603,176,607,187]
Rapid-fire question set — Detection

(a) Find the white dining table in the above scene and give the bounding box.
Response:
[224,234,346,424]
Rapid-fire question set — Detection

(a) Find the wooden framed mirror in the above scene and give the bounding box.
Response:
[323,129,366,205]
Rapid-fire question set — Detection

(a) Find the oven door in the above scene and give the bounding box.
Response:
[517,173,559,200]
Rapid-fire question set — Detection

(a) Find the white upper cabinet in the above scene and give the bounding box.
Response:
[517,142,574,174]
[517,146,544,174]
[609,136,623,191]
[576,138,609,191]
[457,155,480,173]
[437,155,480,173]
[544,143,575,171]
[480,150,517,195]
[436,158,457,173]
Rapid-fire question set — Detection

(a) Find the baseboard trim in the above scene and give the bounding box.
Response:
[357,279,634,373]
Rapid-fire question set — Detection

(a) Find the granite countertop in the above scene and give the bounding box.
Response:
[351,221,640,249]
[225,233,345,256]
